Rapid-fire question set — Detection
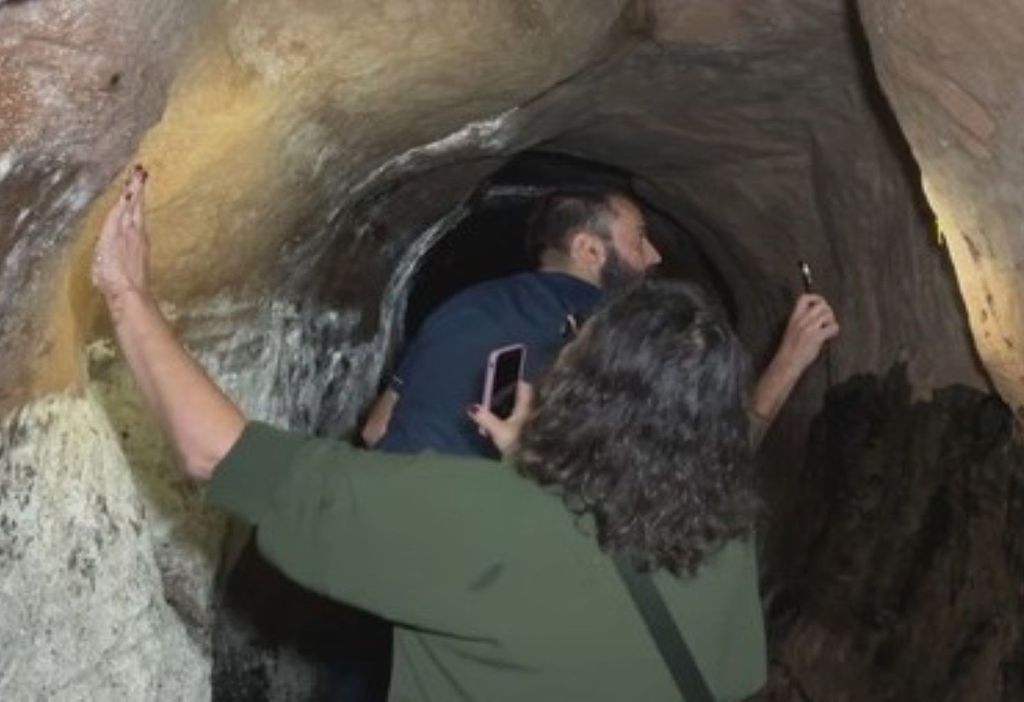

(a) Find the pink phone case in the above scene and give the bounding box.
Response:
[481,343,526,418]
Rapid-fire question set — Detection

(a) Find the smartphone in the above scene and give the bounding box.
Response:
[482,344,526,420]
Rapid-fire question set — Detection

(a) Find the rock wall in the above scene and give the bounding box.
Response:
[758,368,1024,702]
[0,390,211,701]
[0,0,199,406]
[857,0,1024,419]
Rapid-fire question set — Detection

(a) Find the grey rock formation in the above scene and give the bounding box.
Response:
[0,391,210,701]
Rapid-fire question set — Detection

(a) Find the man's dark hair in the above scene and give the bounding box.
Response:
[517,279,757,576]
[524,189,625,264]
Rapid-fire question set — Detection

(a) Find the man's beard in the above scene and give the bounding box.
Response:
[599,248,646,291]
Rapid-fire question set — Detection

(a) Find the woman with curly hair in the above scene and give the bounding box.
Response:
[95,169,836,701]
[509,280,760,578]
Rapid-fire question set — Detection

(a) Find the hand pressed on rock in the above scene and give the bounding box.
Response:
[92,165,151,300]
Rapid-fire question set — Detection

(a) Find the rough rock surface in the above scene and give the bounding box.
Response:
[0,0,1021,700]
[0,391,210,701]
[756,367,1024,702]
[857,0,1024,421]
[0,0,198,405]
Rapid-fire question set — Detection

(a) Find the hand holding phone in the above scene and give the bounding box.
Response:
[482,344,526,420]
[468,380,535,457]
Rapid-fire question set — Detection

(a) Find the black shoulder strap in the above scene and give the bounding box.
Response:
[613,556,715,702]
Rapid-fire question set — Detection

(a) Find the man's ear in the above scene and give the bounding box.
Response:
[568,231,608,270]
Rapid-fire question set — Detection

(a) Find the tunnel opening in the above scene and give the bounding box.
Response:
[402,149,737,343]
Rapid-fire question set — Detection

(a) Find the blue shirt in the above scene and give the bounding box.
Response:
[378,271,602,456]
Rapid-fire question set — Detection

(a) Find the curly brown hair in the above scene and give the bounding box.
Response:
[516,279,758,576]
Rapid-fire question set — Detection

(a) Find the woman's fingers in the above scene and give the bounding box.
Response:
[800,305,834,331]
[468,404,501,438]
[118,185,135,236]
[791,293,825,319]
[468,405,514,454]
[803,310,840,348]
[467,382,534,457]
[92,183,128,286]
[794,298,835,331]
[128,166,146,233]
[508,382,535,424]
[790,296,834,340]
[92,164,151,297]
[98,182,129,246]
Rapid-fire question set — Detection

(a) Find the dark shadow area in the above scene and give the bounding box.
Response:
[213,539,392,702]
[842,0,935,229]
[755,365,1024,702]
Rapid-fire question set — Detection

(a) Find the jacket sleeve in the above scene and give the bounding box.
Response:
[208,421,546,636]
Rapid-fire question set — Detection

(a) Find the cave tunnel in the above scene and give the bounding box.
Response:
[3,1,1024,701]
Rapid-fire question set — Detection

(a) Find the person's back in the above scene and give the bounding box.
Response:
[375,455,767,702]
[376,270,601,455]
[209,426,767,701]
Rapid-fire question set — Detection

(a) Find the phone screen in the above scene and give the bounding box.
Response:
[484,345,525,420]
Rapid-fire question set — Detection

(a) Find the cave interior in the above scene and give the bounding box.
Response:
[2,1,1024,701]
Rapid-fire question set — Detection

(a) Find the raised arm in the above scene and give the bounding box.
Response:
[92,167,244,481]
[750,293,839,441]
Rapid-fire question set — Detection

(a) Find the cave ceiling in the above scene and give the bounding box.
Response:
[0,0,1001,411]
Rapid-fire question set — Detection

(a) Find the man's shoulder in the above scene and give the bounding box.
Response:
[427,271,553,316]
[418,271,602,340]
[455,270,600,304]
[455,270,550,298]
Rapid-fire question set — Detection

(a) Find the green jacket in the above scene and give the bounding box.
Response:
[209,422,767,701]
